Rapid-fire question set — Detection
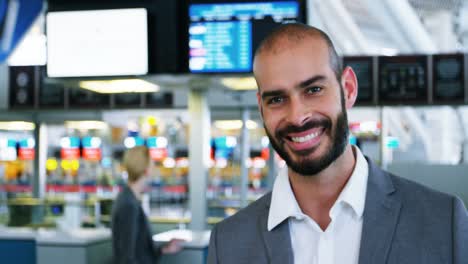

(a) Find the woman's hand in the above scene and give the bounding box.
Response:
[161,239,184,254]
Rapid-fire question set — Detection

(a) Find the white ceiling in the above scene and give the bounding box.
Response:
[313,0,468,55]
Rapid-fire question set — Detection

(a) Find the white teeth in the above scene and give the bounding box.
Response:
[291,131,320,143]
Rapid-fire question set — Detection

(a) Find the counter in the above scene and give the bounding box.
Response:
[153,229,211,264]
[36,228,112,264]
[0,227,36,264]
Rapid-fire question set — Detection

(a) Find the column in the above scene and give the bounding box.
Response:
[188,88,210,231]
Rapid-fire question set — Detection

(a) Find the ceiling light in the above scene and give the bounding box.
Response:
[79,79,160,94]
[214,120,258,130]
[0,121,35,131]
[65,121,108,130]
[221,77,257,90]
[380,48,398,56]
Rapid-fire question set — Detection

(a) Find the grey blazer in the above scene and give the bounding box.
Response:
[208,160,468,264]
[111,186,161,264]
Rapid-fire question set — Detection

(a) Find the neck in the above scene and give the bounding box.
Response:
[128,179,145,199]
[288,145,356,230]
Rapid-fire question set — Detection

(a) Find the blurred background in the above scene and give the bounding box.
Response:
[0,0,468,263]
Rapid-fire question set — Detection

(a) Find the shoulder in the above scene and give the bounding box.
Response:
[112,189,140,216]
[215,192,271,234]
[209,192,272,261]
[382,171,462,227]
[366,159,456,210]
[388,172,455,207]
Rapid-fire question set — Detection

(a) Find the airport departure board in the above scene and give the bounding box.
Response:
[146,92,173,108]
[39,83,65,108]
[68,87,110,109]
[343,56,374,105]
[432,54,465,104]
[378,55,428,104]
[115,93,142,108]
[188,1,301,73]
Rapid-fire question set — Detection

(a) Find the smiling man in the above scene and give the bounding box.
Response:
[207,23,468,264]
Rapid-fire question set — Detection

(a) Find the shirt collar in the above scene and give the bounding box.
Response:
[330,146,368,219]
[267,146,369,231]
[268,166,304,231]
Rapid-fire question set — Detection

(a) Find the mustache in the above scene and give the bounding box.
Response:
[276,119,332,139]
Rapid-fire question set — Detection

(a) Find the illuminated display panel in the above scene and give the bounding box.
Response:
[432,53,465,104]
[378,55,429,105]
[46,8,148,77]
[188,1,301,73]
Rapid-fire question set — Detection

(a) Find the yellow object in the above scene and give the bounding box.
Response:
[147,116,157,126]
[5,162,18,181]
[61,160,79,171]
[61,160,71,170]
[71,160,80,171]
[46,158,58,171]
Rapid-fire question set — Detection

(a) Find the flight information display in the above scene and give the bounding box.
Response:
[40,83,65,108]
[115,93,142,107]
[432,54,465,104]
[378,55,428,104]
[68,87,110,109]
[188,1,300,73]
[343,56,374,105]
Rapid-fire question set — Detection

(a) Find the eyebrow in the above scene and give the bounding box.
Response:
[261,90,285,100]
[298,75,327,88]
[260,75,327,100]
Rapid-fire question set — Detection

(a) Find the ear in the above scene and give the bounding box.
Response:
[144,166,150,177]
[340,66,358,109]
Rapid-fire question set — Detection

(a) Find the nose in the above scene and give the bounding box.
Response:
[285,96,310,127]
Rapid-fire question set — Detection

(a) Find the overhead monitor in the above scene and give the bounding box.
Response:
[40,83,65,108]
[432,53,466,104]
[46,8,148,77]
[343,56,375,105]
[114,93,142,108]
[68,86,110,109]
[378,55,428,105]
[188,1,304,73]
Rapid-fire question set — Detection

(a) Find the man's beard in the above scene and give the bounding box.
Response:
[264,94,349,176]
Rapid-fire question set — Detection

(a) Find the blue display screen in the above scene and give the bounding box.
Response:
[81,136,102,149]
[189,1,300,73]
[19,138,35,148]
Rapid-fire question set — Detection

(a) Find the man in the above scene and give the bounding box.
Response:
[112,146,183,264]
[208,23,468,264]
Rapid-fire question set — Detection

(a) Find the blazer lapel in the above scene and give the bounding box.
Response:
[259,197,294,264]
[359,160,401,264]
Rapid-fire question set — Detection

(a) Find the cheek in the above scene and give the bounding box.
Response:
[262,112,280,132]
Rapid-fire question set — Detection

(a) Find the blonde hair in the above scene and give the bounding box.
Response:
[123,146,150,183]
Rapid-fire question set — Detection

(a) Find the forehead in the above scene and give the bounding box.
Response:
[254,36,334,90]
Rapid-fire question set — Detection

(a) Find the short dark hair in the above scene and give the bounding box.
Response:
[254,23,342,81]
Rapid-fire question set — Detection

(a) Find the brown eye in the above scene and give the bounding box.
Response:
[306,86,322,94]
[267,96,284,105]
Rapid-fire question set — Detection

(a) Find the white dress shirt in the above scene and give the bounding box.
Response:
[268,146,369,264]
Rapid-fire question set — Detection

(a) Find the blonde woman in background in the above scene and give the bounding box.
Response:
[112,146,183,264]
